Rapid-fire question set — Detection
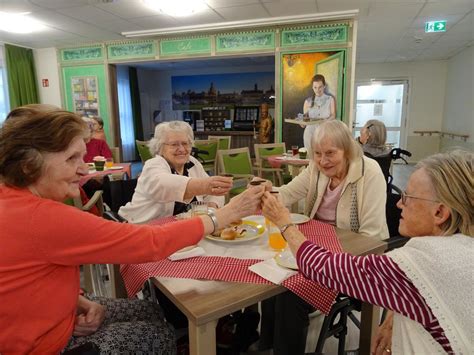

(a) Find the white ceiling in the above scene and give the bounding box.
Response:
[0,0,472,63]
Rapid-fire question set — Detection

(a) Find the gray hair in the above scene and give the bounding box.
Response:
[416,150,473,237]
[312,120,363,161]
[364,119,387,147]
[81,116,94,139]
[149,120,194,156]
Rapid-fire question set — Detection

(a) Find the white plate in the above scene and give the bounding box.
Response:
[206,220,265,243]
[290,213,310,224]
[107,166,124,170]
[275,251,298,270]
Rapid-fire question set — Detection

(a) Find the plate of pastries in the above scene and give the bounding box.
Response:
[206,217,265,243]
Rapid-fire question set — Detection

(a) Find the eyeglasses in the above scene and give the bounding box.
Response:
[400,191,439,205]
[164,141,191,150]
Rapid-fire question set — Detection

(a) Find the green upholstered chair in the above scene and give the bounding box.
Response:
[254,143,291,186]
[194,139,218,175]
[135,140,153,163]
[208,135,231,150]
[217,147,258,197]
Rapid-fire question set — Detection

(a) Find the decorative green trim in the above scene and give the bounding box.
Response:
[107,41,156,60]
[61,46,104,62]
[160,37,211,56]
[281,25,347,46]
[216,31,275,52]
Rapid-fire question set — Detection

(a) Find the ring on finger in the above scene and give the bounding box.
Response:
[385,349,391,353]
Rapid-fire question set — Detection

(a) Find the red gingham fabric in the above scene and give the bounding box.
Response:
[120,217,342,314]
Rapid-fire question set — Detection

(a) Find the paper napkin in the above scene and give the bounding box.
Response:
[249,258,297,284]
[168,246,206,261]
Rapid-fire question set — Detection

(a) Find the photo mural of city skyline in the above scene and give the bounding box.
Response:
[172,72,275,109]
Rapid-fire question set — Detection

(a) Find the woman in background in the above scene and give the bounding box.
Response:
[119,121,231,223]
[90,115,107,141]
[302,74,336,154]
[82,116,112,163]
[358,119,391,157]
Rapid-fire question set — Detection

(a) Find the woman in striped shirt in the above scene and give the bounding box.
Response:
[262,150,473,354]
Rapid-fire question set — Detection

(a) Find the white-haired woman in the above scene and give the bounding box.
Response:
[258,120,388,355]
[358,119,390,157]
[262,150,473,354]
[119,120,232,223]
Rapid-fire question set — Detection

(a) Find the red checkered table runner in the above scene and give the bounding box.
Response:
[120,217,342,314]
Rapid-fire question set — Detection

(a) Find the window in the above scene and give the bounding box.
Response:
[0,44,10,124]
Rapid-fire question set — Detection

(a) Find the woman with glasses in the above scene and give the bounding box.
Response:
[119,120,232,223]
[262,150,473,354]
[357,119,391,157]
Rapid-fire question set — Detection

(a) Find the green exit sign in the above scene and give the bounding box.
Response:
[425,21,447,33]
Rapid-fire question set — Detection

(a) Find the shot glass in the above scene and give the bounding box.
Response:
[191,201,208,217]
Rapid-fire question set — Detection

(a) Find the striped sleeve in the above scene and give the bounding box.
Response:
[296,241,453,353]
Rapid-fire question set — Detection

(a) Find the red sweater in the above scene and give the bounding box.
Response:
[0,185,203,354]
[84,138,112,163]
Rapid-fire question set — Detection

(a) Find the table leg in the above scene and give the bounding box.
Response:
[188,319,218,355]
[359,303,380,354]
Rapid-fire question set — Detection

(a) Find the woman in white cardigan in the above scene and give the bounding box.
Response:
[262,150,473,354]
[259,120,389,355]
[119,121,232,224]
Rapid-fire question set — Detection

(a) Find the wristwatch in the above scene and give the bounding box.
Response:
[279,223,296,236]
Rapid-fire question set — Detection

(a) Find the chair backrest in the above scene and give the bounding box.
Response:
[208,135,231,150]
[135,140,153,163]
[194,140,218,162]
[67,189,104,216]
[217,147,253,175]
[254,143,286,166]
[102,175,138,213]
[365,151,392,184]
[110,146,121,163]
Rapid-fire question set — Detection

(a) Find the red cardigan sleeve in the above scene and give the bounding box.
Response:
[28,198,203,265]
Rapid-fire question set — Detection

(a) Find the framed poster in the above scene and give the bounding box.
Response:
[281,50,345,147]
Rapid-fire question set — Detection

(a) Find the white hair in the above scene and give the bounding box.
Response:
[149,120,194,156]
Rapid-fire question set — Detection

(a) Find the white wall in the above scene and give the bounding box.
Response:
[356,60,448,161]
[33,47,62,107]
[441,46,474,152]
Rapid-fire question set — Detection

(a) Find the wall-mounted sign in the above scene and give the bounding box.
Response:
[425,21,446,33]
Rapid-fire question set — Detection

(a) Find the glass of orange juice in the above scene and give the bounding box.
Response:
[266,218,287,251]
[105,158,114,169]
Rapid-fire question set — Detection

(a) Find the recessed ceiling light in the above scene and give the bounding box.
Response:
[0,12,46,33]
[143,0,207,17]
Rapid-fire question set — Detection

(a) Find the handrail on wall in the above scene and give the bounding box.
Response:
[413,130,469,142]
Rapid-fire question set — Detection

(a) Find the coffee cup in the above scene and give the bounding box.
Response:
[298,148,307,159]
[93,156,106,171]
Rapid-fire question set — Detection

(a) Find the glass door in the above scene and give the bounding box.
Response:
[353,80,409,148]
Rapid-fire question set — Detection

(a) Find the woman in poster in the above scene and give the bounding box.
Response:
[302,74,336,154]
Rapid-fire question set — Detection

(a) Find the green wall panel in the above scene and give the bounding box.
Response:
[281,25,347,46]
[216,32,275,52]
[62,65,111,143]
[160,37,211,56]
[61,46,104,62]
[107,42,156,60]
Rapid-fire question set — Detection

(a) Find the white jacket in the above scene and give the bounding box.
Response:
[119,155,224,224]
[278,156,389,240]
